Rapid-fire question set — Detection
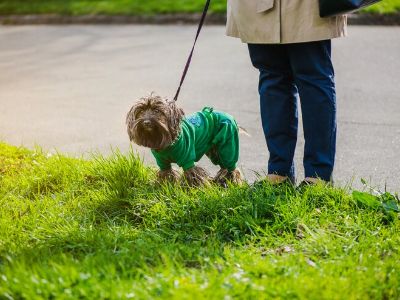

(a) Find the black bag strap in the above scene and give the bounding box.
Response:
[173,0,211,102]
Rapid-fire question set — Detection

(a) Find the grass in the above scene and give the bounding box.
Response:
[0,141,399,299]
[364,0,400,14]
[0,0,398,16]
[0,0,226,16]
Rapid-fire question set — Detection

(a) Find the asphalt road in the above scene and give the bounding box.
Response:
[0,25,399,191]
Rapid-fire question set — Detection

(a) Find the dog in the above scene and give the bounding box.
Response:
[126,94,243,186]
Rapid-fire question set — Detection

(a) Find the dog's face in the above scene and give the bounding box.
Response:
[126,94,184,150]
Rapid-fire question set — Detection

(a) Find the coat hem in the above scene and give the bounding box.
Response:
[226,31,347,45]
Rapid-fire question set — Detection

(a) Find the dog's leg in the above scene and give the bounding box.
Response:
[213,168,228,185]
[157,169,180,184]
[214,168,243,187]
[183,166,210,187]
[227,168,243,185]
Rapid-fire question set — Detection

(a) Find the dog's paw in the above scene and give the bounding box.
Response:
[214,168,243,187]
[183,166,210,187]
[157,169,180,184]
[228,169,244,185]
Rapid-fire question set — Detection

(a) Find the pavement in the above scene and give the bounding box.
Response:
[1,13,400,26]
[0,25,399,191]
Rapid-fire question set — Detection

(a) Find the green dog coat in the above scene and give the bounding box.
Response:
[151,107,239,172]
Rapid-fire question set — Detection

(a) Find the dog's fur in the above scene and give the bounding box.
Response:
[126,94,242,186]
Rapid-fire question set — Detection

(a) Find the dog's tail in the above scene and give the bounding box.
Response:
[238,126,251,137]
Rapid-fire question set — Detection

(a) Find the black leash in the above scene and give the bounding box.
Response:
[173,0,211,102]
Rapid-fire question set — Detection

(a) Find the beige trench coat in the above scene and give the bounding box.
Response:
[226,0,347,44]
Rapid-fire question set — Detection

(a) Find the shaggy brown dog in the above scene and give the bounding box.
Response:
[126,94,243,186]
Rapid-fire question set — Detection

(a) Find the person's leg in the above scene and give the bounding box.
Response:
[287,40,336,182]
[248,44,298,181]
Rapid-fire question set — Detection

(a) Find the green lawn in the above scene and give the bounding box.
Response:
[0,0,398,16]
[0,142,399,299]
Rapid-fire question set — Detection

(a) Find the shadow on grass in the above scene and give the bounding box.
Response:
[9,183,299,271]
[3,147,397,280]
[3,181,398,296]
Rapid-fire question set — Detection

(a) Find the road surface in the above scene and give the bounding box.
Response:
[0,25,399,191]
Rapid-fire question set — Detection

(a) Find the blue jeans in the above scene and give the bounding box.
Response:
[248,40,336,182]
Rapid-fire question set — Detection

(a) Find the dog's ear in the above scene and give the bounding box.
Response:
[126,103,141,141]
[126,98,147,128]
[126,106,135,141]
[126,105,135,125]
[167,101,185,137]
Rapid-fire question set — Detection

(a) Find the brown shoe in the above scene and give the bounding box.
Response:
[266,174,289,184]
[297,177,332,191]
[253,174,293,188]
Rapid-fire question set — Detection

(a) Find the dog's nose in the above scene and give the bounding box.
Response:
[142,120,152,128]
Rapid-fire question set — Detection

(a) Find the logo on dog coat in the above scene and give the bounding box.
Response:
[187,114,203,127]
